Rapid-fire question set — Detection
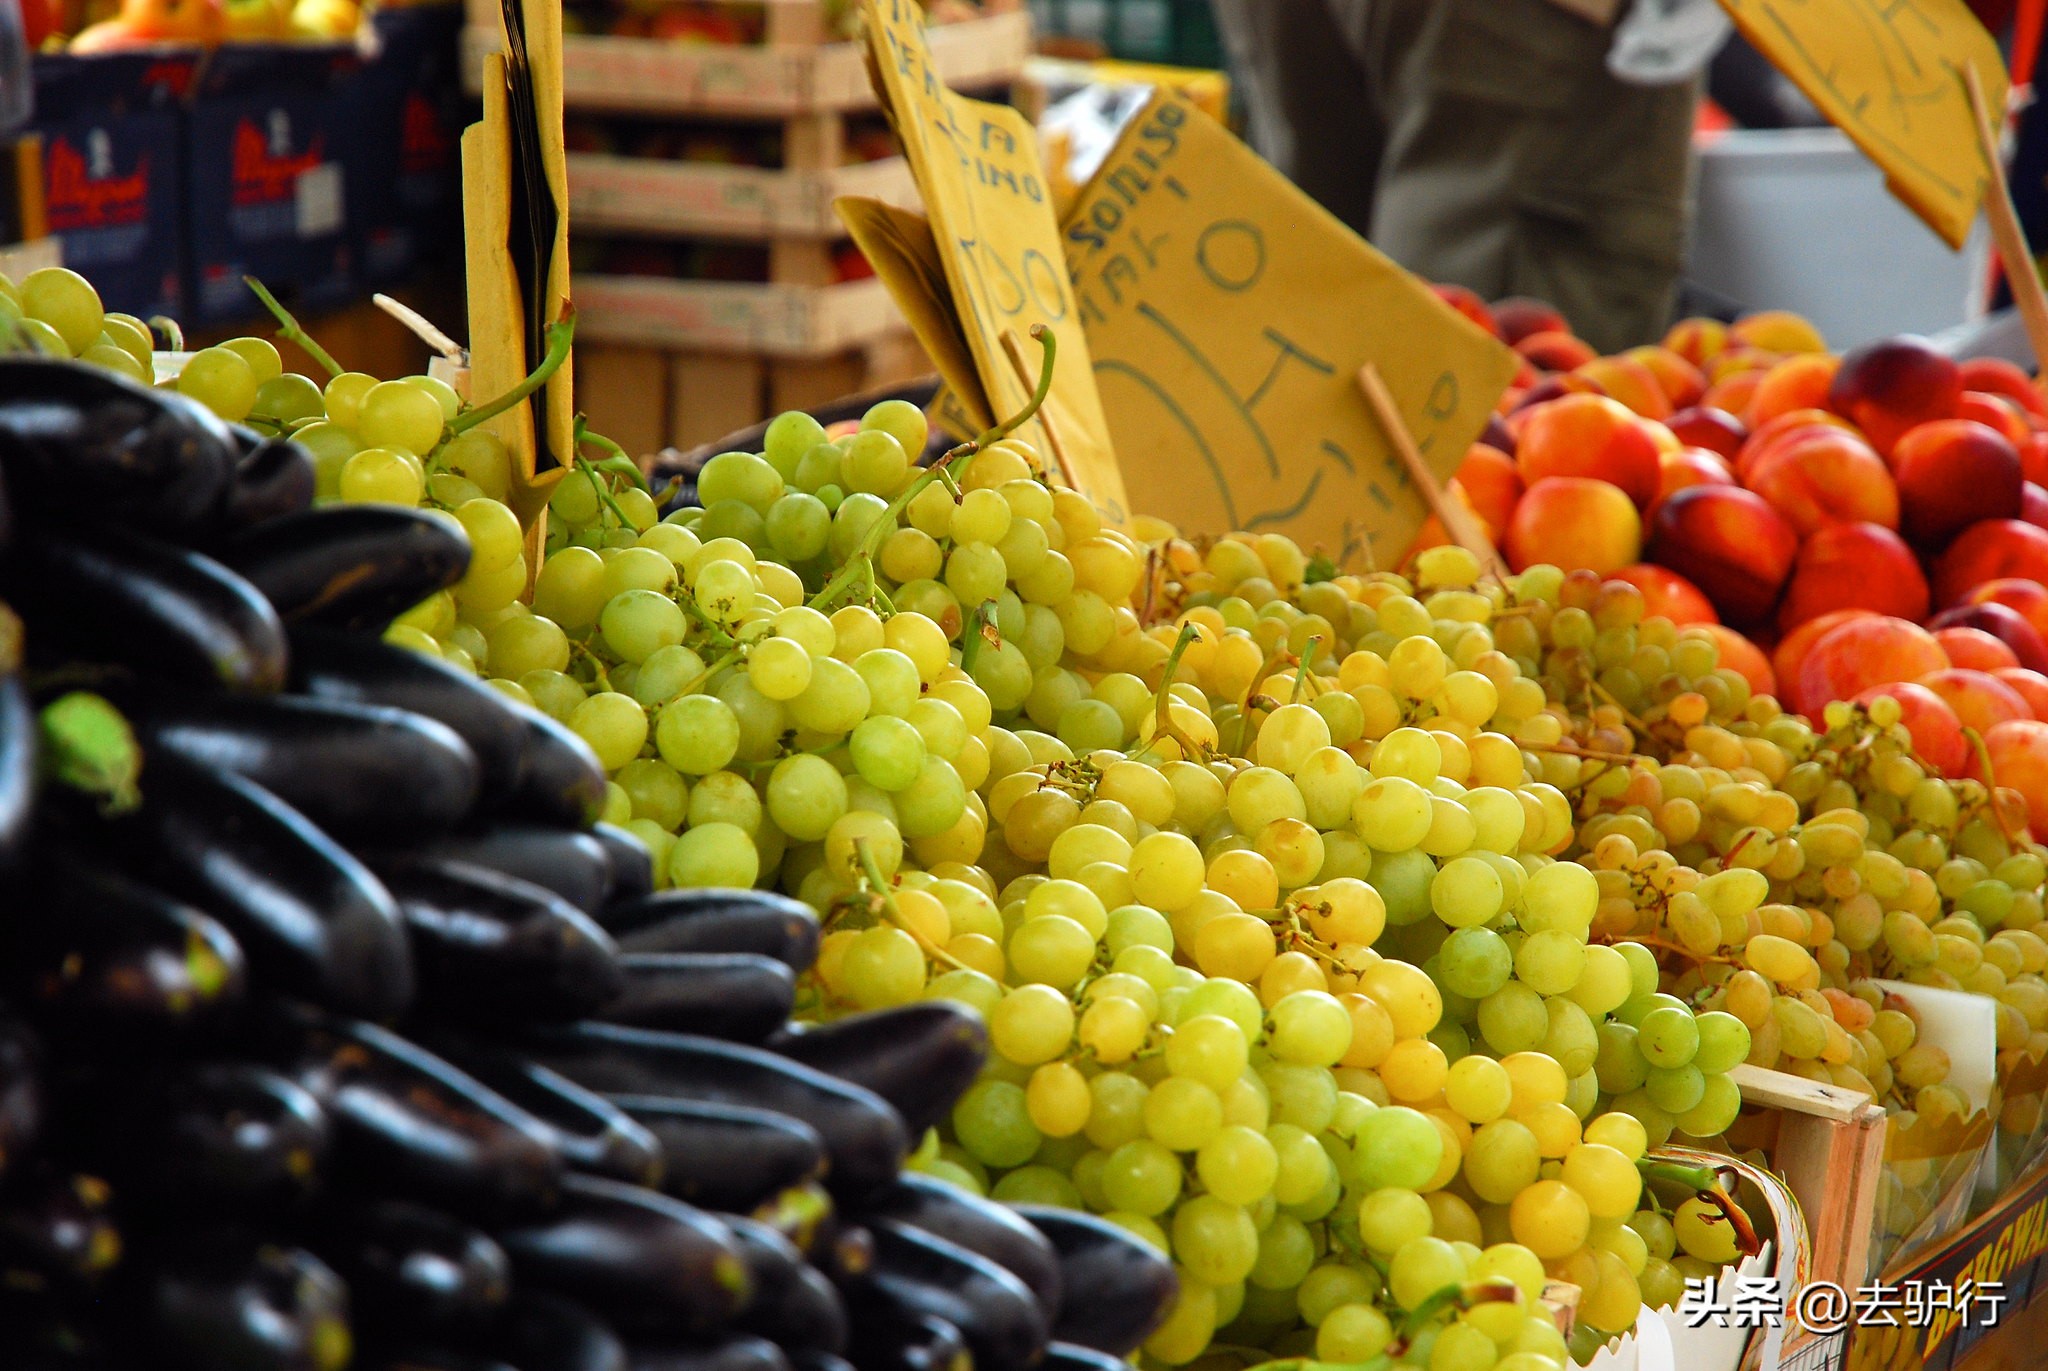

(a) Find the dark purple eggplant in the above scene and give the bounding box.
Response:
[403,827,613,915]
[379,861,621,1024]
[106,755,413,1019]
[606,1097,824,1212]
[218,437,317,534]
[726,1217,845,1355]
[311,1200,509,1336]
[844,1306,969,1371]
[505,707,609,829]
[0,1020,41,1187]
[218,505,471,630]
[490,1174,750,1337]
[599,890,818,971]
[0,1171,121,1293]
[289,625,526,795]
[0,357,236,535]
[140,1240,352,1371]
[0,632,36,880]
[598,954,793,1041]
[283,1015,563,1219]
[1010,1205,1177,1355]
[852,1221,1047,1371]
[767,1005,985,1137]
[526,1025,907,1200]
[625,1336,790,1371]
[496,1292,631,1371]
[10,861,244,1045]
[591,823,654,904]
[5,527,286,693]
[126,694,480,844]
[420,1035,664,1187]
[861,1173,1060,1317]
[75,1061,326,1215]
[1042,1342,1133,1371]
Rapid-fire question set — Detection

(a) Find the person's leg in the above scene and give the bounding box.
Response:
[1365,0,1699,353]
[1209,0,1386,237]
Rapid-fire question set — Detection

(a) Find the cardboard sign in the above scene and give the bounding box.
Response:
[1063,92,1516,564]
[1715,0,2006,249]
[858,0,1128,519]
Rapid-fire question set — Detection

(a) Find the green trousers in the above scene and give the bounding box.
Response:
[1208,0,1701,353]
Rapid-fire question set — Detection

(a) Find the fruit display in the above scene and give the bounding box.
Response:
[49,0,396,51]
[0,278,1180,1369]
[15,243,2048,1371]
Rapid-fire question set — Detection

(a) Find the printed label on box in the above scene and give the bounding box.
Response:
[296,162,344,238]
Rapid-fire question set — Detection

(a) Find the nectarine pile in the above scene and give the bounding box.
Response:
[1415,296,2048,783]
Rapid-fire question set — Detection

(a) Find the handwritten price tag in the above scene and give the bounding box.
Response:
[1063,93,1517,564]
[859,0,1127,518]
[1715,0,2005,249]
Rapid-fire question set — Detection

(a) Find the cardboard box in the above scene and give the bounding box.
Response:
[184,42,362,326]
[29,49,198,319]
[350,5,465,287]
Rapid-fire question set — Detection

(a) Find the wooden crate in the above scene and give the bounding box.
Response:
[566,147,919,238]
[571,271,898,355]
[463,6,1029,117]
[1731,1063,1889,1295]
[575,332,931,460]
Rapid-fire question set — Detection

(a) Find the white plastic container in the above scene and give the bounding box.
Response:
[1687,127,1989,345]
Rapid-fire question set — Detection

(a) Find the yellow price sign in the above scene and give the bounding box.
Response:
[858,0,1127,519]
[1064,92,1517,564]
[1715,0,2005,248]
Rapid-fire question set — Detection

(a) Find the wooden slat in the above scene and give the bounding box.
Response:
[1729,1063,1874,1123]
[578,346,671,460]
[671,353,767,450]
[770,351,867,414]
[1775,1101,1887,1291]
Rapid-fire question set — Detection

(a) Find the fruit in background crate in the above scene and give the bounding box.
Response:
[1742,425,1897,535]
[1930,600,2048,673]
[1650,445,1736,517]
[1775,521,1928,631]
[1933,519,2048,607]
[1610,562,1717,624]
[221,0,287,38]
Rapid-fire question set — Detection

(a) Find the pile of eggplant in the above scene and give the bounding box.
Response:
[0,357,1177,1371]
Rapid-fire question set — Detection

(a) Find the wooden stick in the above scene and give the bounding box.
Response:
[372,293,467,362]
[999,327,1078,489]
[1355,363,1510,579]
[1963,62,2048,376]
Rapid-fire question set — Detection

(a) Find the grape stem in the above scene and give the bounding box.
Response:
[1130,622,1206,763]
[1291,637,1321,703]
[959,598,999,676]
[1639,1158,1764,1256]
[449,305,579,436]
[243,276,343,379]
[852,837,973,975]
[1962,725,2024,844]
[147,314,184,352]
[572,455,635,532]
[808,325,1057,614]
[574,417,653,493]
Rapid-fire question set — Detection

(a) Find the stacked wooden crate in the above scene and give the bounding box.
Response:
[463,0,1031,454]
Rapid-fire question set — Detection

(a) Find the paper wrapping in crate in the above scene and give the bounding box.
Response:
[1980,1042,2048,1211]
[1868,980,1997,1278]
[1641,1146,1804,1371]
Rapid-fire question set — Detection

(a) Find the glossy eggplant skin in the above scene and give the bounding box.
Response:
[505,707,610,829]
[497,1292,632,1371]
[598,954,794,1042]
[7,861,245,1046]
[860,1174,1060,1318]
[0,661,37,880]
[591,823,655,904]
[380,861,622,1025]
[606,1096,825,1213]
[219,506,472,630]
[421,1035,664,1188]
[290,625,527,796]
[106,756,414,1020]
[0,1171,122,1293]
[844,1306,969,1371]
[726,1217,846,1356]
[216,437,317,536]
[1041,1342,1132,1371]
[600,891,819,971]
[625,1336,792,1371]
[490,1174,751,1337]
[283,1015,564,1220]
[526,1025,908,1201]
[6,527,288,693]
[1010,1205,1178,1355]
[310,1199,510,1337]
[0,1020,41,1188]
[403,827,614,915]
[766,1005,986,1138]
[127,694,481,844]
[0,358,237,535]
[73,1061,327,1215]
[141,1241,353,1371]
[852,1220,1048,1371]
